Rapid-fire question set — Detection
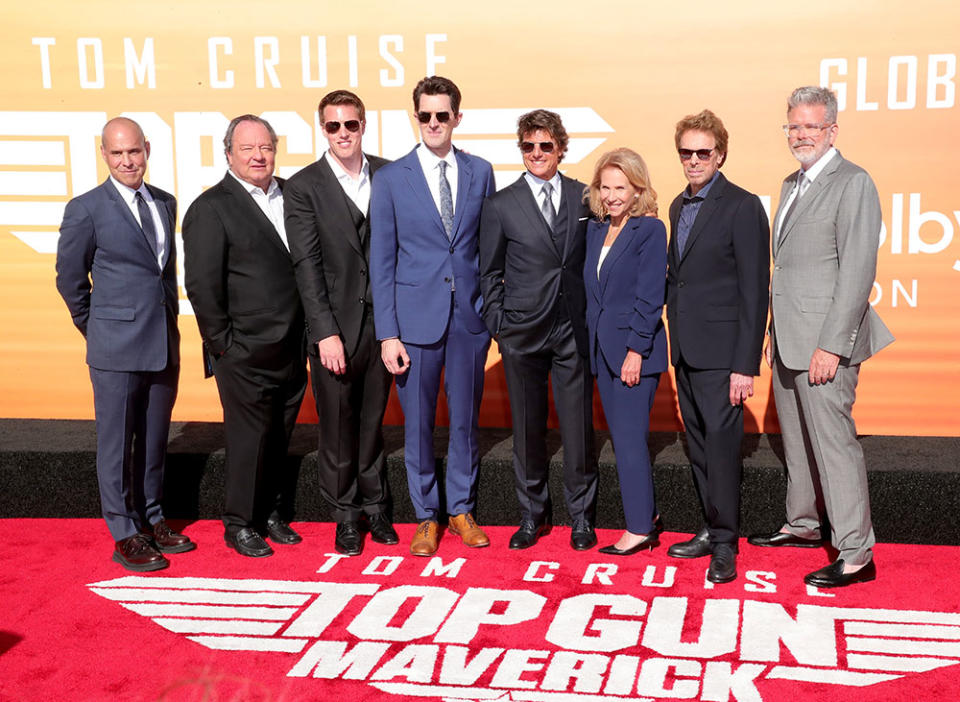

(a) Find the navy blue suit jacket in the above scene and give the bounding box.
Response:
[584,216,668,378]
[56,178,179,372]
[370,146,495,345]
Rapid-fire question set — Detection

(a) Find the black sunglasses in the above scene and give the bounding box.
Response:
[416,111,452,124]
[678,148,715,161]
[323,120,362,134]
[520,141,556,154]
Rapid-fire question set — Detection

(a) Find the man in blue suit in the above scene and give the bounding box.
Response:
[56,117,194,571]
[370,76,496,556]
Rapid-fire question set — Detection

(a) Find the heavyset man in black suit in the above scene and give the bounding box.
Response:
[284,91,398,556]
[479,110,598,551]
[665,110,770,583]
[56,116,194,571]
[183,115,307,558]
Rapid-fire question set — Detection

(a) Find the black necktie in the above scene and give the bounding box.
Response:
[135,190,159,259]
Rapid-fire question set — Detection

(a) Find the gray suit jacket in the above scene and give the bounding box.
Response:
[770,151,893,370]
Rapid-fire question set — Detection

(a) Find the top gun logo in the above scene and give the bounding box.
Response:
[88,570,960,702]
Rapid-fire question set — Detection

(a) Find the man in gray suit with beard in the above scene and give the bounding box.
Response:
[749,86,894,588]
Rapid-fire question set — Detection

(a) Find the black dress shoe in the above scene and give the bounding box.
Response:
[335,521,363,556]
[748,530,823,548]
[708,543,737,584]
[570,519,597,551]
[667,529,712,559]
[113,534,169,572]
[266,519,302,545]
[225,527,274,558]
[368,513,399,545]
[150,520,196,554]
[598,533,659,556]
[509,519,550,549]
[804,559,876,588]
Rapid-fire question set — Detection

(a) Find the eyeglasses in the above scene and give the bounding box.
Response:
[323,120,361,134]
[416,111,452,124]
[678,148,715,161]
[520,141,556,154]
[782,123,833,136]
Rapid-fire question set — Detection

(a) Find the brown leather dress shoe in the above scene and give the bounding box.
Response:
[410,520,440,556]
[151,520,197,554]
[113,534,169,572]
[448,513,490,548]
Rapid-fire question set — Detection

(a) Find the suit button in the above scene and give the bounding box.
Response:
[444,276,451,283]
[360,268,366,275]
[359,297,365,304]
[775,265,782,270]
[678,281,685,288]
[449,245,455,253]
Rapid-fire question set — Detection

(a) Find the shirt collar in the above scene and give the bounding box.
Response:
[325,150,369,182]
[109,175,149,204]
[683,170,720,201]
[800,146,838,183]
[524,170,562,192]
[228,168,279,196]
[417,143,457,172]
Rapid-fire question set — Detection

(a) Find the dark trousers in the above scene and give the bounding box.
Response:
[596,368,659,534]
[212,353,306,533]
[310,314,392,522]
[675,359,742,546]
[89,363,179,540]
[500,316,597,525]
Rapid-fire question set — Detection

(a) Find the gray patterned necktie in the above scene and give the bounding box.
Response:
[541,182,556,229]
[439,160,454,239]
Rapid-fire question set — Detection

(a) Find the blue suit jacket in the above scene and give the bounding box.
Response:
[56,178,179,372]
[370,146,496,345]
[584,216,668,378]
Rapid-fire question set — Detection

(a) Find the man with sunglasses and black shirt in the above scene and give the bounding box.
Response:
[665,109,769,584]
[478,109,598,551]
[284,90,397,556]
[370,76,496,556]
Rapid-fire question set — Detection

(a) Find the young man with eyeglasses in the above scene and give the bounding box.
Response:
[749,86,893,588]
[370,76,496,556]
[665,109,770,584]
[478,109,599,551]
[283,90,398,557]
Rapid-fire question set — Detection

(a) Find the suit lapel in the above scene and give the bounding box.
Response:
[402,147,448,241]
[584,221,604,303]
[314,157,364,257]
[557,174,582,262]
[778,154,843,250]
[508,175,561,260]
[772,176,796,257]
[144,184,174,269]
[221,173,289,256]
[599,217,635,295]
[451,148,473,244]
[679,173,726,264]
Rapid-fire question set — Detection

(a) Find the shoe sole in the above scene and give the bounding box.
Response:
[749,540,823,548]
[335,544,363,556]
[805,572,876,588]
[370,534,399,545]
[268,535,303,545]
[667,549,712,559]
[708,572,737,584]
[155,541,197,554]
[112,552,169,572]
[448,530,490,548]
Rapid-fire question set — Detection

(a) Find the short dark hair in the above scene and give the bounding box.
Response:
[223,114,277,156]
[412,76,461,114]
[318,89,365,124]
[674,109,729,160]
[517,109,569,162]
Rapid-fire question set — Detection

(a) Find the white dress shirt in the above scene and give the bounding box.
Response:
[325,151,371,213]
[109,176,166,268]
[416,144,458,215]
[228,170,288,250]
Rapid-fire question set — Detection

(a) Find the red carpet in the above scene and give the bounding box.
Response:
[1,519,959,702]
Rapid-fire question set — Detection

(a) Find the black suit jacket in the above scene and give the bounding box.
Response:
[479,173,590,356]
[283,154,389,356]
[182,172,305,372]
[666,172,770,374]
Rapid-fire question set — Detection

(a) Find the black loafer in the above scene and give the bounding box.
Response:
[570,519,597,551]
[225,527,274,558]
[509,519,550,549]
[708,543,737,583]
[667,529,712,559]
[368,513,399,545]
[266,519,302,545]
[335,521,363,556]
[804,559,876,588]
[748,530,822,548]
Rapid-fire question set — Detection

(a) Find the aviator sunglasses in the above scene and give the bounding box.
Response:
[520,141,556,154]
[323,120,362,134]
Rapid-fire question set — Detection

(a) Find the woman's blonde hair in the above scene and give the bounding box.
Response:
[586,147,658,220]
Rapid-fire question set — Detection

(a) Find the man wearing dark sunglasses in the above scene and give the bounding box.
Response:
[665,109,769,584]
[284,90,397,557]
[479,109,598,551]
[370,75,496,556]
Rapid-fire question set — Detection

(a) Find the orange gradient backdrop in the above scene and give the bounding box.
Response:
[2,1,958,436]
